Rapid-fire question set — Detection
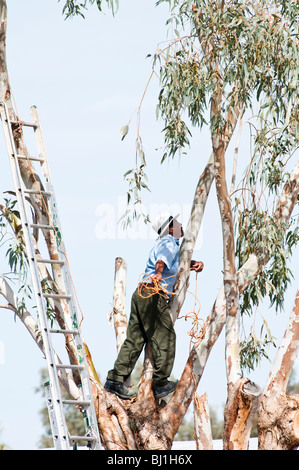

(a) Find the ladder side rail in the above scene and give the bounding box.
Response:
[44,382,70,450]
[29,106,88,366]
[30,106,102,449]
[0,102,71,450]
[30,106,62,240]
[30,106,75,333]
[29,107,84,336]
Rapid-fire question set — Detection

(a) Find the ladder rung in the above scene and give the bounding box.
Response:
[24,189,52,197]
[69,435,97,442]
[11,120,37,129]
[36,258,65,265]
[50,328,79,335]
[62,399,91,406]
[16,153,44,162]
[43,293,71,300]
[31,223,56,230]
[56,364,85,370]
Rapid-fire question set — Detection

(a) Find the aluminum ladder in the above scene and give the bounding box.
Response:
[0,101,101,450]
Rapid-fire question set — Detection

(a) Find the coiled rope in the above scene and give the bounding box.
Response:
[138,268,206,346]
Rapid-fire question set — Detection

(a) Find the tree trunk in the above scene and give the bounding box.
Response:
[258,288,299,450]
[209,84,261,449]
[223,378,261,450]
[170,152,216,322]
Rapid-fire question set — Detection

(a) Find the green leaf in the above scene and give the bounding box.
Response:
[120,124,129,141]
[139,149,146,166]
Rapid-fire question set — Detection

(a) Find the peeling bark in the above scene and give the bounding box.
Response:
[224,378,261,450]
[258,392,299,450]
[193,392,213,450]
[111,257,128,352]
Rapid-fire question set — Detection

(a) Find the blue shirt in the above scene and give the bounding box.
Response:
[142,235,180,296]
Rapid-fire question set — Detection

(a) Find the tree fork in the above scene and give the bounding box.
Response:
[258,392,299,450]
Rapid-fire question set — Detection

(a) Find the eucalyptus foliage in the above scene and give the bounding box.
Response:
[156,0,298,157]
[0,199,28,278]
[240,324,276,373]
[236,205,299,314]
[59,0,118,18]
[152,1,298,322]
[0,198,59,323]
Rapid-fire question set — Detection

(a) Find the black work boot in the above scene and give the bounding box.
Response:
[153,380,178,399]
[104,379,137,400]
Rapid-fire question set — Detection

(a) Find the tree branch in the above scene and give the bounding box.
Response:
[193,392,213,450]
[111,257,128,353]
[166,157,299,426]
[264,288,299,395]
[170,151,216,321]
[0,274,80,399]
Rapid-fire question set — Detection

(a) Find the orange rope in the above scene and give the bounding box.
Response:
[137,272,176,299]
[179,273,207,348]
[138,269,207,347]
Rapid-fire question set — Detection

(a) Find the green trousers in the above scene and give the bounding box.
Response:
[107,287,176,388]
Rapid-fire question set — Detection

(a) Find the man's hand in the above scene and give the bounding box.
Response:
[152,260,165,282]
[190,260,204,273]
[151,273,162,282]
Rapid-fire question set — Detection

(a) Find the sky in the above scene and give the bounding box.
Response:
[0,0,298,450]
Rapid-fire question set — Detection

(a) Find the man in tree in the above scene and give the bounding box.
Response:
[104,212,204,399]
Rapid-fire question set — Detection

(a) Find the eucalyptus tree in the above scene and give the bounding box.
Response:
[143,0,299,449]
[115,0,299,449]
[0,0,298,451]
